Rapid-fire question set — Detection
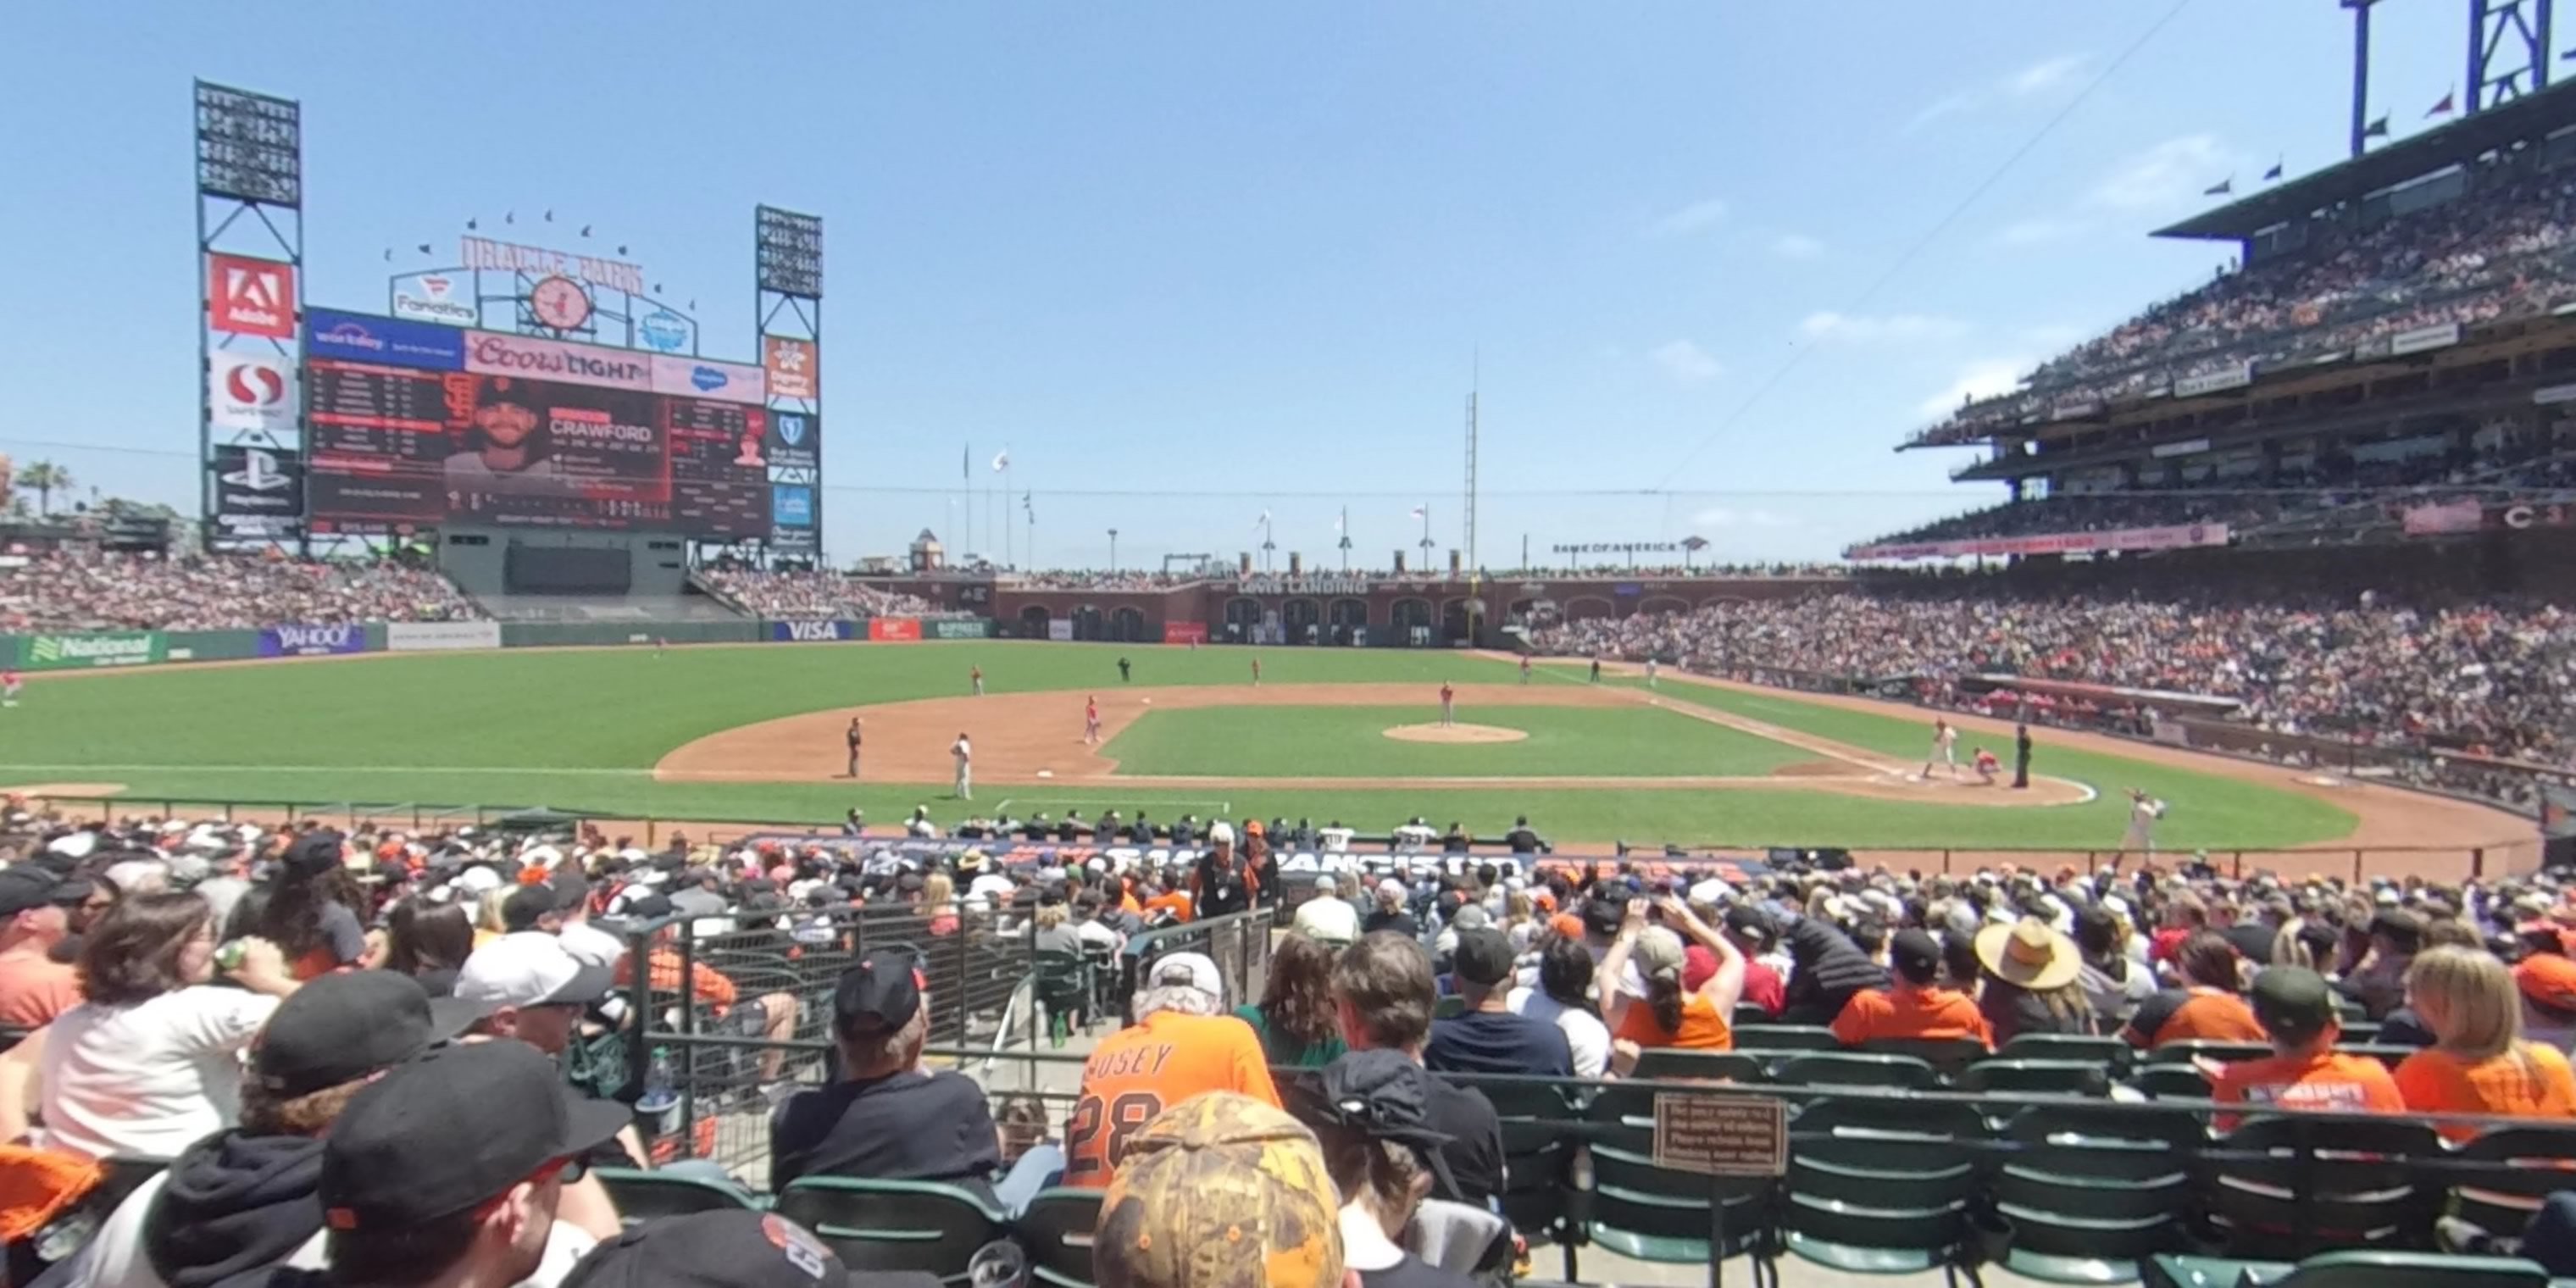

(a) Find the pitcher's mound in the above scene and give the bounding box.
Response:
[1384,724,1527,745]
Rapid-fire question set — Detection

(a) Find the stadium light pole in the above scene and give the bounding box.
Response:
[2345,0,2382,158]
[1108,528,1118,572]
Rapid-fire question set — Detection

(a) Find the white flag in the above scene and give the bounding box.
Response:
[1409,505,1426,519]
[1253,509,1271,530]
[991,449,1010,472]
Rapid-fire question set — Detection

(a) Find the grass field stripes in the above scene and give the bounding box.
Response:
[992,797,1233,817]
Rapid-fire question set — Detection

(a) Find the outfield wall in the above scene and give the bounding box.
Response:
[0,615,993,670]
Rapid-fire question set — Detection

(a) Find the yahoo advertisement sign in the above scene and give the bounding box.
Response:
[259,624,371,658]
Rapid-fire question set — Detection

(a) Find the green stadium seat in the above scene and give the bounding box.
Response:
[2446,1126,2576,1241]
[2000,1032,2133,1072]
[2143,1041,2271,1067]
[1031,950,1092,1047]
[1632,1049,1770,1085]
[1781,1096,1991,1280]
[1993,1102,2205,1284]
[1013,1187,1103,1288]
[2129,1063,2213,1100]
[592,1167,763,1226]
[773,1176,1008,1286]
[1773,1052,1940,1091]
[1732,1024,1841,1052]
[1585,1140,1774,1281]
[2199,1117,2445,1261]
[2267,1251,2549,1288]
[1956,1058,2115,1099]
[1859,1036,1990,1081]
[1458,1078,1581,1265]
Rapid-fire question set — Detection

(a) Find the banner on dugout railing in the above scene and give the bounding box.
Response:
[722,834,1774,885]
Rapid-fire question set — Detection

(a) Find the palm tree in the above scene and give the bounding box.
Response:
[15,462,69,516]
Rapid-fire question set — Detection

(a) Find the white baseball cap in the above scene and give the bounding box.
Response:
[1208,822,1235,845]
[1147,951,1224,1002]
[457,932,613,1009]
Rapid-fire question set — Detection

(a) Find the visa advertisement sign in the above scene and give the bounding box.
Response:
[259,624,371,658]
[307,308,466,370]
[769,619,854,642]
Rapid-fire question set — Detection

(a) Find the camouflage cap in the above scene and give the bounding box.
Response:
[1096,1092,1343,1288]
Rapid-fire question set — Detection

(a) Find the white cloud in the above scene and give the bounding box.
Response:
[1797,311,1970,344]
[1646,197,1729,237]
[1692,506,1795,530]
[1771,233,1825,260]
[1916,357,2033,419]
[1902,53,2086,134]
[2088,134,2240,211]
[1648,339,1723,384]
[2007,54,2088,97]
[1992,216,2085,246]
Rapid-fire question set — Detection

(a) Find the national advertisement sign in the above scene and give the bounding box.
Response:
[1846,522,2232,562]
[763,336,819,400]
[465,331,652,392]
[306,308,465,370]
[259,624,369,658]
[391,273,480,326]
[19,631,165,671]
[869,619,923,642]
[209,354,297,433]
[770,619,854,642]
[648,355,766,404]
[207,253,296,338]
[386,621,502,652]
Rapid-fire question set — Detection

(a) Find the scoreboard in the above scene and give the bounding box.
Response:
[302,317,772,539]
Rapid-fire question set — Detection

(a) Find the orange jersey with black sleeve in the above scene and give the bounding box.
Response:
[1063,1010,1280,1188]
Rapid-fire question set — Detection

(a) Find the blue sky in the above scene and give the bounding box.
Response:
[0,1,2483,568]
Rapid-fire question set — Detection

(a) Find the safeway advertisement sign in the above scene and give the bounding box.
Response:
[209,354,296,432]
[208,253,297,338]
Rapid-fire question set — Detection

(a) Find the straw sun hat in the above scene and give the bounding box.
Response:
[1974,916,2082,991]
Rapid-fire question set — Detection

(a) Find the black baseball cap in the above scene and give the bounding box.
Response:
[1890,928,1944,985]
[622,893,675,921]
[1309,1049,1460,1200]
[1581,897,1625,939]
[1451,928,1515,987]
[254,969,492,1099]
[2251,965,2337,1046]
[283,830,346,880]
[564,1212,890,1288]
[0,865,89,918]
[320,1041,627,1232]
[501,884,557,933]
[832,955,923,1036]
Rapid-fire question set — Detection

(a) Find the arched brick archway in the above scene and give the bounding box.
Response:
[1110,606,1147,641]
[1280,597,1321,644]
[1390,598,1433,639]
[1223,597,1262,642]
[1563,596,1615,622]
[1439,597,1485,643]
[1016,605,1050,637]
[1071,604,1107,641]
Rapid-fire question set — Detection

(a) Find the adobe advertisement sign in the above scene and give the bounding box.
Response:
[207,253,297,337]
[211,444,305,538]
[259,624,369,658]
[764,336,819,400]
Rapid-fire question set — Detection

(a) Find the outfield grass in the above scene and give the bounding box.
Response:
[0,641,2356,849]
[1101,704,1808,778]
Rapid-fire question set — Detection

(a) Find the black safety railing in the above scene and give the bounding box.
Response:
[608,905,1274,1176]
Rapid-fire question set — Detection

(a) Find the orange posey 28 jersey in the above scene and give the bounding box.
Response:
[1063,1010,1280,1187]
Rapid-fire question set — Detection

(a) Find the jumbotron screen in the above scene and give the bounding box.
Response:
[302,309,774,538]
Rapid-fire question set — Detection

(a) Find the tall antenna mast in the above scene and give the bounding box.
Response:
[1463,349,1480,574]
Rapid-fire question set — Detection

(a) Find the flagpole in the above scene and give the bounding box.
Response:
[1004,462,1013,569]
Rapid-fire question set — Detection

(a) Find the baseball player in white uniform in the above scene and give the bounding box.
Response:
[1919,718,1960,780]
[1644,658,1657,688]
[951,732,974,800]
[2119,787,2165,858]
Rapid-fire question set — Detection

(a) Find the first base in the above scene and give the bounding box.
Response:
[1037,769,1054,779]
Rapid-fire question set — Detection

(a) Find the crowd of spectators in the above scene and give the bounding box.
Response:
[696,569,947,619]
[1531,588,2576,769]
[0,552,482,633]
[8,784,2576,1285]
[1915,166,2576,447]
[1867,440,2576,550]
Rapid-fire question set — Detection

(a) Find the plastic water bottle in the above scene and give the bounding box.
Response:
[639,1046,679,1132]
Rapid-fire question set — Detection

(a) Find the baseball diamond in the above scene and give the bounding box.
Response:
[0,640,2531,874]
